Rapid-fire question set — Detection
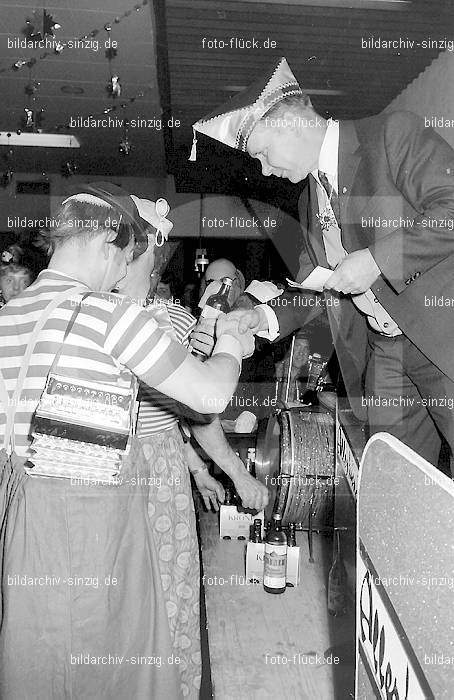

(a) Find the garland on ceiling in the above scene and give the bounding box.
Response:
[1,1,154,185]
[0,1,150,74]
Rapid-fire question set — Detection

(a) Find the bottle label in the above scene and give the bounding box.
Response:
[200,305,222,319]
[263,544,287,588]
[328,581,345,612]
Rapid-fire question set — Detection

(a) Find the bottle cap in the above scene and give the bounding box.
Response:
[222,276,233,285]
[273,513,282,520]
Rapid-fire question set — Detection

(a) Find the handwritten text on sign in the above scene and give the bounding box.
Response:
[358,541,434,700]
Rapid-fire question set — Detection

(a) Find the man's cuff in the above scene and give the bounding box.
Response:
[255,304,280,341]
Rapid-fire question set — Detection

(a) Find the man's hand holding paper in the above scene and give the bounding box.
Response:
[290,250,381,296]
[323,249,381,294]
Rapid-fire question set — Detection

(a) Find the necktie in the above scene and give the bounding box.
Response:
[318,170,341,224]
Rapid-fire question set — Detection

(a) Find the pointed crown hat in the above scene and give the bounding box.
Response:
[189,57,304,160]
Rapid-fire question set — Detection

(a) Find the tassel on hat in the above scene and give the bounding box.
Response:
[189,128,198,162]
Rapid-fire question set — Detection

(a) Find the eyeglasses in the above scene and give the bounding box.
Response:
[206,276,238,285]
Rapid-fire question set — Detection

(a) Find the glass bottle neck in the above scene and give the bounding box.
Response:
[218,281,232,297]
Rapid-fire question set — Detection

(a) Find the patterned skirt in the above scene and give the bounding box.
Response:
[140,426,202,699]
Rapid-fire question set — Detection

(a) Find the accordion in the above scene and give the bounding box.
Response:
[28,372,137,485]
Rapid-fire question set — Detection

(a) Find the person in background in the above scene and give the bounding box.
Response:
[1,243,23,265]
[155,272,177,304]
[182,281,198,314]
[194,258,247,368]
[0,262,33,307]
[199,257,245,308]
[0,241,49,307]
[32,229,53,260]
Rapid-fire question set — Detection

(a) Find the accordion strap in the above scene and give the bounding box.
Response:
[48,291,92,375]
[0,286,87,454]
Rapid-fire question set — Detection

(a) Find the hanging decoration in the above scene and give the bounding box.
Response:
[194,194,209,275]
[0,0,149,74]
[107,74,122,98]
[1,146,15,189]
[1,1,150,170]
[105,22,122,99]
[53,89,148,132]
[1,170,14,189]
[23,9,61,42]
[24,80,39,96]
[22,106,45,131]
[12,58,36,71]
[20,65,44,132]
[60,160,78,177]
[194,248,209,275]
[119,120,132,155]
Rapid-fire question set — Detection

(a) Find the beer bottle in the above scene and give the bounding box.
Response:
[201,277,233,317]
[287,522,297,547]
[327,529,347,616]
[246,518,265,584]
[286,522,300,587]
[251,518,263,543]
[263,514,287,594]
[192,277,233,359]
[224,486,233,505]
[300,352,326,405]
[245,447,256,474]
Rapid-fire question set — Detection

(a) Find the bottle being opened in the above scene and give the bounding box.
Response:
[300,352,326,406]
[245,447,256,474]
[250,518,263,543]
[263,513,287,594]
[191,277,233,359]
[287,522,297,547]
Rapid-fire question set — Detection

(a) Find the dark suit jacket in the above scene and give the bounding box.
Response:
[270,111,454,420]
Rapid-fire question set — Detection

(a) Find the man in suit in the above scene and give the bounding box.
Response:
[190,57,454,467]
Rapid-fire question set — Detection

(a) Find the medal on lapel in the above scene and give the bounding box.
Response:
[316,205,337,233]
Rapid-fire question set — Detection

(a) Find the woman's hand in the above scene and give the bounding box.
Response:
[193,469,225,511]
[216,314,255,358]
[232,470,269,512]
[190,317,216,357]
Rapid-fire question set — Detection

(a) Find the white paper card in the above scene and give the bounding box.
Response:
[286,266,332,293]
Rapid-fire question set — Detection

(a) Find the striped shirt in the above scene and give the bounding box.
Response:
[0,269,188,457]
[137,301,196,436]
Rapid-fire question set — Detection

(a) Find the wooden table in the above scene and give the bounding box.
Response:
[198,510,355,700]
